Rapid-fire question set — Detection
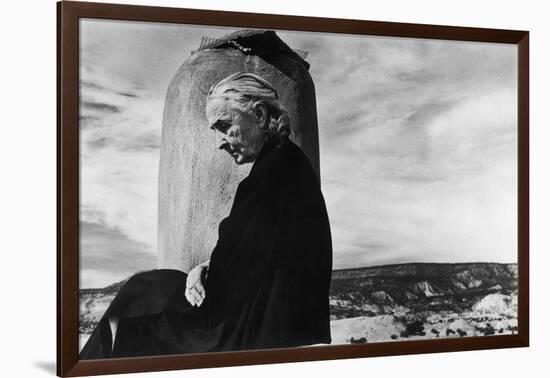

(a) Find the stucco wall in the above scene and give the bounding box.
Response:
[157,30,320,272]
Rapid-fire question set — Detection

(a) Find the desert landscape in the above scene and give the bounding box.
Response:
[79,262,518,349]
[328,262,517,344]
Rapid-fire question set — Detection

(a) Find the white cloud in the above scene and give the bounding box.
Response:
[79,221,156,288]
[322,89,517,268]
[79,78,164,249]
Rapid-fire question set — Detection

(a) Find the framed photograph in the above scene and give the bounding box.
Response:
[57,1,529,376]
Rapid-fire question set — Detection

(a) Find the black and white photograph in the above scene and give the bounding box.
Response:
[77,18,519,359]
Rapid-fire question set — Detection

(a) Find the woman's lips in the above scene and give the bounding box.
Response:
[226,146,239,155]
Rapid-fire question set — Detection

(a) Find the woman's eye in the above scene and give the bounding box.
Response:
[217,122,230,132]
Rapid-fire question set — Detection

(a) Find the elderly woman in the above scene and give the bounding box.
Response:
[80,72,333,359]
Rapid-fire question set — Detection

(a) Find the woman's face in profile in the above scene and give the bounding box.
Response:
[206,96,266,165]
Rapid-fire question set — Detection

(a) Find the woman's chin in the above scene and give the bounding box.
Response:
[233,154,254,165]
[232,153,245,164]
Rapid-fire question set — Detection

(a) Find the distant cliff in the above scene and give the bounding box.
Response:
[329,262,517,319]
[329,262,517,343]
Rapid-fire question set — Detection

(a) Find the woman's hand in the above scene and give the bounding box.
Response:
[185,260,209,307]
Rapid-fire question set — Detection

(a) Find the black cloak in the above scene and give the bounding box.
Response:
[80,137,333,359]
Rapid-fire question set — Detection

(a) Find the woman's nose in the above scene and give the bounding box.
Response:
[215,131,228,149]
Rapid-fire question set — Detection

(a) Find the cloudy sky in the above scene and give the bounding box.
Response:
[79,19,517,288]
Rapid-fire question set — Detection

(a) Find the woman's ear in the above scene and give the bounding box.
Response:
[252,101,268,126]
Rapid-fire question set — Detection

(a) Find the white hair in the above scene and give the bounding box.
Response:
[207,72,291,142]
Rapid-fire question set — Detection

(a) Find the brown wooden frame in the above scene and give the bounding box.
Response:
[57,1,529,376]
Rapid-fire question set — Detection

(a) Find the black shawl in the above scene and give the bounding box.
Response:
[80,138,333,359]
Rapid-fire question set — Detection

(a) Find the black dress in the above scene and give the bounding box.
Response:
[80,137,333,359]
